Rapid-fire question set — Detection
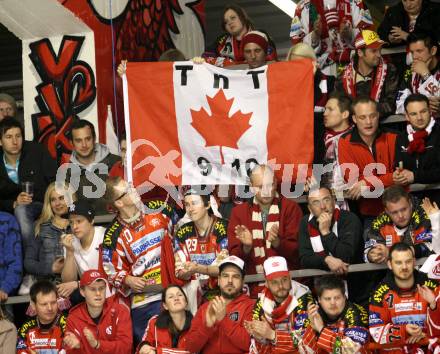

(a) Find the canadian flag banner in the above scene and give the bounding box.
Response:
[122,61,314,189]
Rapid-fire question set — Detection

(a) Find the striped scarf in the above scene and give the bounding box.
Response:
[307,207,340,256]
[251,195,280,274]
[260,285,298,324]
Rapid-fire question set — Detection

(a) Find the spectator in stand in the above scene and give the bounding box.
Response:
[300,275,369,353]
[185,255,254,354]
[0,211,22,320]
[299,186,363,274]
[109,133,126,179]
[64,269,132,353]
[245,256,313,353]
[365,185,440,264]
[136,285,193,354]
[57,200,106,302]
[202,4,277,67]
[0,306,16,353]
[337,97,399,222]
[287,43,335,164]
[335,30,399,118]
[24,182,71,283]
[289,0,373,77]
[395,94,440,204]
[0,117,57,249]
[17,280,66,353]
[369,242,440,353]
[241,30,270,69]
[0,93,17,121]
[378,0,440,48]
[228,164,303,298]
[158,48,186,61]
[321,92,353,188]
[174,187,228,312]
[396,32,440,118]
[64,119,120,215]
[102,176,172,345]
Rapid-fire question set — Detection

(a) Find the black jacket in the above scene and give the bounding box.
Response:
[395,122,440,184]
[0,141,57,213]
[378,0,440,45]
[299,210,364,270]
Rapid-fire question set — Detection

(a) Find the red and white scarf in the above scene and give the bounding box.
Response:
[307,207,340,256]
[251,195,280,274]
[407,117,435,154]
[342,59,387,102]
[324,124,353,161]
[311,0,353,38]
[260,285,298,324]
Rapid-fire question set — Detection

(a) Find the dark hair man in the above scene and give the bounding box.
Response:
[369,242,440,352]
[17,280,66,353]
[396,32,440,118]
[365,185,440,264]
[0,116,57,248]
[185,255,254,354]
[301,275,369,353]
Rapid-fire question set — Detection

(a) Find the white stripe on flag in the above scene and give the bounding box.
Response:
[122,74,133,183]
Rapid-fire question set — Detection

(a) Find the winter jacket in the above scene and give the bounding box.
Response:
[369,270,440,353]
[299,210,364,270]
[63,143,119,215]
[228,197,302,275]
[395,122,440,185]
[338,127,399,217]
[65,295,132,354]
[0,212,22,294]
[136,312,193,353]
[185,293,255,354]
[0,318,16,354]
[378,0,440,46]
[0,141,57,213]
[24,222,67,278]
[335,58,399,118]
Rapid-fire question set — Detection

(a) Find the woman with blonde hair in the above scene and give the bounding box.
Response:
[23,182,73,282]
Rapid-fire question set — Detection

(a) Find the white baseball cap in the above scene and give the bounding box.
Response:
[264,256,290,280]
[219,256,245,274]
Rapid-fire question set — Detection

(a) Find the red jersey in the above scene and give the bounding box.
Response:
[101,212,171,308]
[17,313,67,353]
[369,271,440,353]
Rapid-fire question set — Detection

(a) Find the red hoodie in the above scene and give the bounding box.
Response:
[185,293,255,354]
[65,296,132,354]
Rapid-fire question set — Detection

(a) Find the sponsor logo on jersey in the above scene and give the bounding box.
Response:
[229,311,239,321]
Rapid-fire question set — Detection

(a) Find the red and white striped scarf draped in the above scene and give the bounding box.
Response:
[324,124,353,161]
[342,59,387,102]
[307,207,340,256]
[251,195,280,274]
[407,117,435,154]
[260,285,298,325]
[310,0,353,38]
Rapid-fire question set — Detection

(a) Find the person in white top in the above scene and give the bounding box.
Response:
[56,200,106,299]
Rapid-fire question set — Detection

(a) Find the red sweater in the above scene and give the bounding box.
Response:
[338,128,398,216]
[65,296,132,354]
[227,197,302,274]
[185,293,255,354]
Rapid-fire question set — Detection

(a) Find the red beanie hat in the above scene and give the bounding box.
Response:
[242,30,268,53]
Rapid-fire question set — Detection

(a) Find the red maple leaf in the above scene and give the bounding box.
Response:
[190,89,252,164]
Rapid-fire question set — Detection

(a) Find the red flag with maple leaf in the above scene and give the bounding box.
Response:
[123,60,314,187]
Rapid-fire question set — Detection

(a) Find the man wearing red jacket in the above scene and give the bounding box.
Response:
[63,269,132,353]
[337,97,399,221]
[228,164,302,297]
[185,255,255,353]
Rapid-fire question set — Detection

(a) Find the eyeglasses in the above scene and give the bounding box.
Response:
[114,183,136,202]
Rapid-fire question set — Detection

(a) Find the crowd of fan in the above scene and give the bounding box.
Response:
[0,0,440,353]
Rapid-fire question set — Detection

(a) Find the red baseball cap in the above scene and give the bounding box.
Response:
[80,269,108,287]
